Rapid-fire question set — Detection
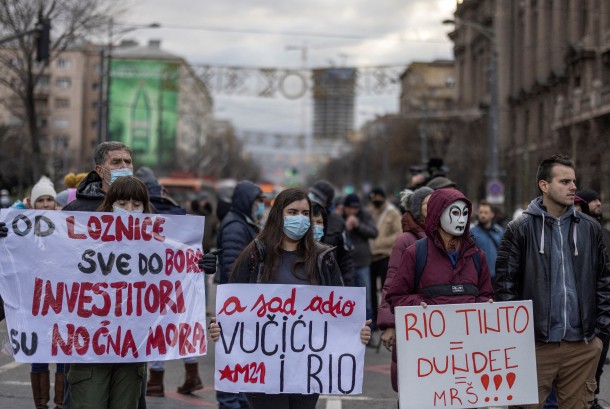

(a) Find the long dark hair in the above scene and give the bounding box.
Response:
[235,188,318,283]
[97,177,152,213]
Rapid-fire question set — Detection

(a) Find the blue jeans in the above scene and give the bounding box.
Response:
[217,391,249,409]
[543,384,559,409]
[354,266,373,324]
[32,363,65,373]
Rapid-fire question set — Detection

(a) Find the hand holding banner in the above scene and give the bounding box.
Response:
[214,284,366,395]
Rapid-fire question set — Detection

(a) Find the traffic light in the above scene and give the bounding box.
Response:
[35,18,50,62]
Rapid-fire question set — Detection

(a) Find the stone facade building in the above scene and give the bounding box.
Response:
[450,0,610,212]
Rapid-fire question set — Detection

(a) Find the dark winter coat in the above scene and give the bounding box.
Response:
[495,197,610,343]
[62,171,105,212]
[345,208,378,268]
[323,213,355,286]
[377,211,426,392]
[230,239,343,286]
[216,181,262,284]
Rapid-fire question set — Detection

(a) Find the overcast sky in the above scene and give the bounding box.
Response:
[116,0,457,135]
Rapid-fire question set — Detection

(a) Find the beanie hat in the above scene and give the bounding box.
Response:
[55,190,69,208]
[310,180,335,206]
[370,187,386,198]
[399,189,414,211]
[343,193,361,208]
[426,176,457,190]
[31,176,57,206]
[410,186,434,223]
[576,189,600,204]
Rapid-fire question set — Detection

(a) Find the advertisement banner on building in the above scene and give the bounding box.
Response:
[109,59,180,167]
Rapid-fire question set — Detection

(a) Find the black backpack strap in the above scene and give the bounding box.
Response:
[473,251,481,278]
[414,237,428,292]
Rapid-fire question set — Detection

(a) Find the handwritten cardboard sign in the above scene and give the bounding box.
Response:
[0,209,207,363]
[395,301,537,408]
[215,284,366,394]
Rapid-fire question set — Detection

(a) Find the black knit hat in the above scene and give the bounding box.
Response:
[577,189,600,204]
[344,193,361,208]
[310,180,335,206]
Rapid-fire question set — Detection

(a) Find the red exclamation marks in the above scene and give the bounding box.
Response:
[506,372,517,400]
[481,374,490,402]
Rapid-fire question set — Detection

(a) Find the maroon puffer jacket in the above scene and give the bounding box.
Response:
[384,189,493,391]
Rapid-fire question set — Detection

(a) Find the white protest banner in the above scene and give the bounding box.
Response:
[0,209,207,363]
[215,284,366,394]
[395,301,537,408]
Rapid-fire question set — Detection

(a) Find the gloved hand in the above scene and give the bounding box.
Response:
[198,249,222,275]
[0,222,7,238]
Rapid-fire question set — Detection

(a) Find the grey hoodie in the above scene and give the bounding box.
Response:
[524,197,582,342]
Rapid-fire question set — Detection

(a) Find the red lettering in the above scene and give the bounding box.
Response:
[144,283,159,313]
[141,217,153,241]
[152,217,166,242]
[91,283,111,316]
[121,329,138,358]
[178,323,195,355]
[32,277,43,316]
[74,326,90,355]
[115,215,132,241]
[404,313,422,340]
[66,216,86,239]
[147,325,167,354]
[110,281,127,316]
[77,282,94,318]
[218,296,247,316]
[100,215,116,242]
[42,281,64,316]
[87,217,101,240]
[65,282,80,313]
[133,281,146,316]
[193,322,206,354]
[51,323,74,356]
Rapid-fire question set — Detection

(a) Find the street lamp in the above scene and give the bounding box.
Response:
[97,19,160,144]
[443,18,501,203]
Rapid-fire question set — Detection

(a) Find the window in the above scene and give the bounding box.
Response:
[55,78,71,89]
[56,58,71,69]
[53,118,69,128]
[36,75,50,89]
[55,98,70,108]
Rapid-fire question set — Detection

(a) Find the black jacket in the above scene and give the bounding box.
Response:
[216,181,262,284]
[495,200,610,342]
[62,171,105,212]
[323,213,355,286]
[230,239,344,286]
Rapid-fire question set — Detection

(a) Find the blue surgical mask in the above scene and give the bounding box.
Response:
[106,168,133,185]
[313,225,324,242]
[283,215,311,240]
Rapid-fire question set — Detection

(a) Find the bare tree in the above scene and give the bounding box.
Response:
[0,0,117,183]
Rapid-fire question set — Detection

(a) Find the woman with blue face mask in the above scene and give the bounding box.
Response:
[208,188,372,409]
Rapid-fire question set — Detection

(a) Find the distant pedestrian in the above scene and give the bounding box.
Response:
[470,200,503,282]
[343,193,378,324]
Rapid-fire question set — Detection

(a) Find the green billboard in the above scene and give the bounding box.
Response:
[108,59,180,167]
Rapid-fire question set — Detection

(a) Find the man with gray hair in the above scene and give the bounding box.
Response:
[63,141,133,211]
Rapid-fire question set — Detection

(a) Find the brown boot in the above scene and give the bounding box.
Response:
[176,362,203,394]
[53,372,64,409]
[30,371,50,409]
[146,369,165,397]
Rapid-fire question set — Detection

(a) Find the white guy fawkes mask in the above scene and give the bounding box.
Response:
[440,200,469,236]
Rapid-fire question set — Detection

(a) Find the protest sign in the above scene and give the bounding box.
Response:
[215,284,366,394]
[0,209,207,363]
[395,301,537,408]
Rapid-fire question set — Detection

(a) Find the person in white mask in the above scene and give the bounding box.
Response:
[63,141,134,212]
[208,188,371,409]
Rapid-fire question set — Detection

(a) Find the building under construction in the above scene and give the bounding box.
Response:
[312,68,356,141]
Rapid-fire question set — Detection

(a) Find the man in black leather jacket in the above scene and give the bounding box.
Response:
[495,154,610,408]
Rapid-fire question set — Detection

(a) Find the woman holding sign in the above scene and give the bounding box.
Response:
[209,187,371,409]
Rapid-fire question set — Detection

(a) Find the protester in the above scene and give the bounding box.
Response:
[55,172,88,209]
[368,187,402,333]
[190,192,219,253]
[311,203,327,242]
[215,180,264,409]
[495,155,610,409]
[0,189,10,208]
[385,187,493,405]
[470,200,504,282]
[26,176,65,409]
[343,193,378,325]
[62,142,133,212]
[309,180,355,286]
[208,187,371,409]
[377,186,433,391]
